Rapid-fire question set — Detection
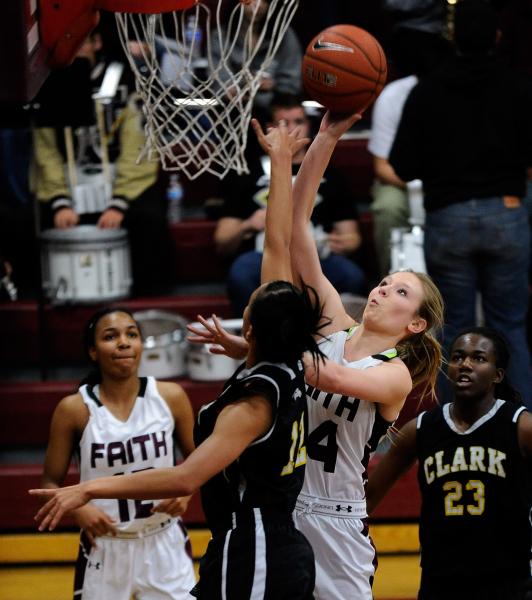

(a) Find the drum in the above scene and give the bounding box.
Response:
[390,225,426,273]
[40,225,132,303]
[187,318,244,381]
[134,310,189,379]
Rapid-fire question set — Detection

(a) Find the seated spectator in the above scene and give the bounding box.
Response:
[32,29,172,297]
[214,94,366,316]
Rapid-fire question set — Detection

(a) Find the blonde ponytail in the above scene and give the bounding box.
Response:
[395,272,444,400]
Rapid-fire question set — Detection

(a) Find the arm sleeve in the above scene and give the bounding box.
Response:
[32,127,72,210]
[368,87,399,159]
[111,98,159,206]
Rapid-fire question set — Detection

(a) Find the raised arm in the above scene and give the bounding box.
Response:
[290,112,361,332]
[31,394,274,531]
[365,418,418,513]
[251,118,309,284]
[304,354,412,419]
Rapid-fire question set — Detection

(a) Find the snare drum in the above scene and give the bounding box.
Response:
[134,310,189,379]
[187,318,243,381]
[40,225,132,304]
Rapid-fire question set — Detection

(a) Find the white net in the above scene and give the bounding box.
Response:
[114,0,299,179]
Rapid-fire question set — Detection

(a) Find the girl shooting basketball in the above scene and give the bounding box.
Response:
[188,110,445,599]
[290,110,443,600]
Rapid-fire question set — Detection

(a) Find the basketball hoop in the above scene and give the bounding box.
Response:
[95,0,300,179]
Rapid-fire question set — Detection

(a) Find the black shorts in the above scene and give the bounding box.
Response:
[192,511,315,600]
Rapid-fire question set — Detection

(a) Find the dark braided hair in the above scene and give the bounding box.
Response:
[449,326,522,404]
[248,281,329,368]
[80,306,140,387]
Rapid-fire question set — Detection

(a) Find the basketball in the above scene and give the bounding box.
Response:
[302,24,387,115]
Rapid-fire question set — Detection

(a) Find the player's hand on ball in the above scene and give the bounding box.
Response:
[72,504,118,547]
[152,496,191,517]
[318,111,362,141]
[29,484,91,531]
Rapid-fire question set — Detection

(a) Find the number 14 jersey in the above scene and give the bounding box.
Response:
[301,329,397,513]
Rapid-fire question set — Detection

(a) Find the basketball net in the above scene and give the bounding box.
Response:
[113,0,299,179]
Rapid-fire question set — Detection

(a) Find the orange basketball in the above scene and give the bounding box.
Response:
[302,25,387,115]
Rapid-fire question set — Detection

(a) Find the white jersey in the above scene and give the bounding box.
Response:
[78,376,175,533]
[301,329,396,512]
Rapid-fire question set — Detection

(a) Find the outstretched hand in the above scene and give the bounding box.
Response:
[29,484,91,532]
[187,314,249,360]
[318,110,362,141]
[251,118,310,158]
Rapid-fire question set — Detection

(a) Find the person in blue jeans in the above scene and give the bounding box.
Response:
[389,0,532,407]
[214,94,366,316]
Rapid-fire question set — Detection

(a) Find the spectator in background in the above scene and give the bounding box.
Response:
[32,30,172,297]
[497,0,532,285]
[215,94,366,317]
[210,0,303,114]
[369,29,451,277]
[389,0,532,407]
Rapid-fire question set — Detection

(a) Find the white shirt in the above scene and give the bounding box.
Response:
[368,75,418,159]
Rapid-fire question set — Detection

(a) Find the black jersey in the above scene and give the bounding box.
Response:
[416,400,531,581]
[194,359,308,534]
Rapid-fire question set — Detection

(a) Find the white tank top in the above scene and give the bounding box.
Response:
[300,329,396,507]
[78,376,175,532]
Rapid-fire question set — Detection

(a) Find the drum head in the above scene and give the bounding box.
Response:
[41,225,128,243]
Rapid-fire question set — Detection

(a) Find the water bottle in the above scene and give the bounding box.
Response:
[167,174,184,223]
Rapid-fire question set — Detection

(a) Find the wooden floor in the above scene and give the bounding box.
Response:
[0,555,420,600]
[0,527,421,599]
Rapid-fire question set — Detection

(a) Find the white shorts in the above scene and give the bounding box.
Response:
[74,519,196,600]
[293,510,376,600]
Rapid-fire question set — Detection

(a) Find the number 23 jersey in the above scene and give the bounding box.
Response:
[416,400,531,579]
